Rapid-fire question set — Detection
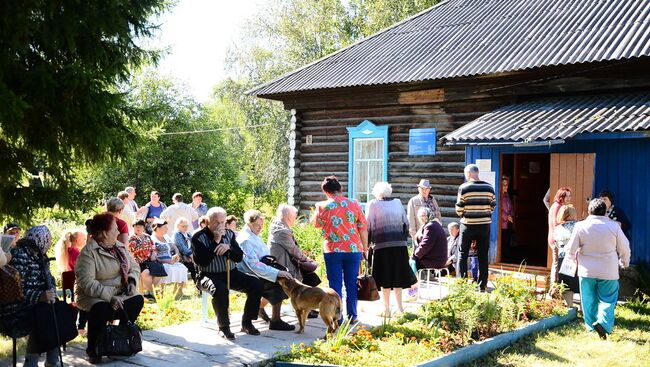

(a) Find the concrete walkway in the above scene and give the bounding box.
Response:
[1,286,445,367]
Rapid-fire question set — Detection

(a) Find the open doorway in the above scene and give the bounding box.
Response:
[499,154,550,267]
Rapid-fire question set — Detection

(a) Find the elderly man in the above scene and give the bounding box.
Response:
[455,164,496,292]
[161,193,199,231]
[565,198,630,339]
[237,210,295,331]
[191,207,263,340]
[407,179,442,244]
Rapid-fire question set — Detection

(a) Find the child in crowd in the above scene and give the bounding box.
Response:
[54,228,88,335]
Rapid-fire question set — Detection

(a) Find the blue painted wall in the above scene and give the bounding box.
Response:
[466,135,650,266]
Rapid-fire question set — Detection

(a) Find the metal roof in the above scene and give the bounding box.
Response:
[251,0,650,97]
[442,92,650,144]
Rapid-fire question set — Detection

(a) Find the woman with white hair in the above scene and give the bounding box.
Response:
[172,217,196,282]
[366,182,416,317]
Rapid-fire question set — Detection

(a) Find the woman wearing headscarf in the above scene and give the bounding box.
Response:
[412,208,449,271]
[75,213,143,363]
[366,182,416,317]
[0,226,59,367]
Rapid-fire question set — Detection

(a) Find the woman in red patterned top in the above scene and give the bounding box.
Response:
[128,220,162,302]
[312,176,368,323]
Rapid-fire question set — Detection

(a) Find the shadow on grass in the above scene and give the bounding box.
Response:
[462,321,581,367]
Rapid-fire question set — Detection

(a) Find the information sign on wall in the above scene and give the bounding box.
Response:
[408,128,437,155]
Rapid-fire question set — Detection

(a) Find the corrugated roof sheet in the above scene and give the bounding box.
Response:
[442,92,650,143]
[251,0,650,97]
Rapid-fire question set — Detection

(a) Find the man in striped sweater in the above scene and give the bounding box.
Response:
[192,207,263,340]
[455,164,496,291]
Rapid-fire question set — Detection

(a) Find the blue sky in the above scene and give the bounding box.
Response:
[151,0,262,101]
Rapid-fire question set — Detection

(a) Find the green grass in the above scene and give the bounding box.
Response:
[466,303,650,367]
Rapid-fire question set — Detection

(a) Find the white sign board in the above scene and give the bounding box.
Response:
[476,159,491,172]
[479,171,496,190]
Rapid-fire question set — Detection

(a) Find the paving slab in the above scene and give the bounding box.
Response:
[0,286,444,367]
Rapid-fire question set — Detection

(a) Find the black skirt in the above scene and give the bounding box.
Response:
[557,256,580,293]
[371,246,417,290]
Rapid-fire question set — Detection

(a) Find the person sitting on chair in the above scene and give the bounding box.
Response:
[75,213,143,364]
[237,209,295,331]
[191,207,263,340]
[0,226,60,367]
[412,208,448,271]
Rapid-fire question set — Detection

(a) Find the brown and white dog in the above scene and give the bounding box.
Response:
[277,277,341,335]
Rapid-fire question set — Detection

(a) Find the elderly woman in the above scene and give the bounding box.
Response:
[172,217,196,282]
[269,204,320,318]
[106,197,130,244]
[150,219,188,297]
[312,176,368,323]
[128,220,164,302]
[75,213,143,363]
[412,208,448,271]
[269,204,308,280]
[237,210,295,330]
[0,226,59,367]
[565,199,630,339]
[365,182,415,317]
[548,187,572,284]
[553,205,580,306]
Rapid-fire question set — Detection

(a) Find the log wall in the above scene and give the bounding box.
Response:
[278,59,650,224]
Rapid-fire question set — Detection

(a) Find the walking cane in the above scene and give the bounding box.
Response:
[42,255,65,367]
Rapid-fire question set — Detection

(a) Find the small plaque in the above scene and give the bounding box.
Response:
[409,128,437,155]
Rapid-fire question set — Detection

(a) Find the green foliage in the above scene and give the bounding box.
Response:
[349,0,440,36]
[0,0,170,221]
[279,276,568,366]
[75,72,245,214]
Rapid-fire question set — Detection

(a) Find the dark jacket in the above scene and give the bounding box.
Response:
[191,227,243,272]
[0,239,54,337]
[413,221,448,269]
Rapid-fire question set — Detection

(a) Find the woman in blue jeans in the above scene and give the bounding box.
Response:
[312,176,369,323]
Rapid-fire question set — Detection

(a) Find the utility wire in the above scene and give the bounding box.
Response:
[157,123,273,135]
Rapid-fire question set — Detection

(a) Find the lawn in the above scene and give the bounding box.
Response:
[466,301,650,367]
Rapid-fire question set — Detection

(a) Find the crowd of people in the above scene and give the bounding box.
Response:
[0,169,634,364]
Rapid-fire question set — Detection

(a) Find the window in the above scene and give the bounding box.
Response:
[347,120,388,205]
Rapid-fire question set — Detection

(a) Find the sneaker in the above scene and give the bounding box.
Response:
[258,308,271,323]
[241,323,261,335]
[219,327,236,340]
[269,319,296,331]
[308,310,319,319]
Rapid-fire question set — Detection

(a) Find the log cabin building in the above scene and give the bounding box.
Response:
[250,0,650,274]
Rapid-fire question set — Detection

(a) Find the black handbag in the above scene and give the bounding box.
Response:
[260,255,289,272]
[33,300,79,353]
[95,308,143,357]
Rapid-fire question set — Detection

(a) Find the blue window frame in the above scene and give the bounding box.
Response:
[347,120,389,205]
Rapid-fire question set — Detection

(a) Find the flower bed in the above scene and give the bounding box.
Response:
[276,276,569,367]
